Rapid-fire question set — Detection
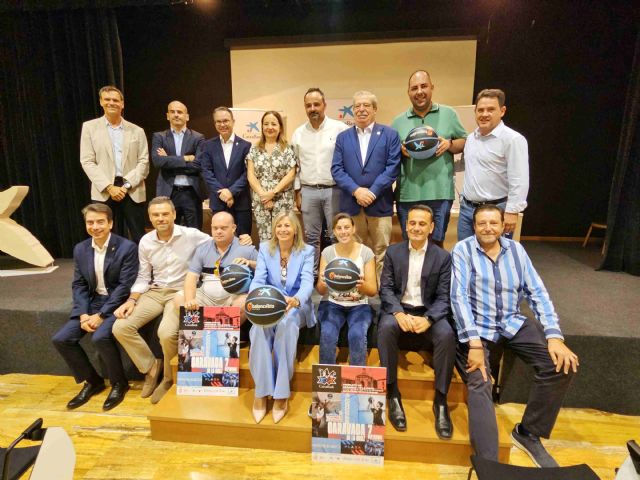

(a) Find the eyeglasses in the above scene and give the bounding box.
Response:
[214,259,221,276]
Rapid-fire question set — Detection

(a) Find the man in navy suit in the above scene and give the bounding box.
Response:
[331,91,401,276]
[378,205,456,438]
[52,203,138,411]
[196,106,252,242]
[151,100,205,229]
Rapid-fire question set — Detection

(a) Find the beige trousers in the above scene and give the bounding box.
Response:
[353,211,392,279]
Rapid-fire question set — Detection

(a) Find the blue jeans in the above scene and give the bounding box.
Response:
[397,200,453,242]
[301,186,340,275]
[318,301,372,366]
[457,197,512,241]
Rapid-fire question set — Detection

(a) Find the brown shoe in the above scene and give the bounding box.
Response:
[150,380,172,404]
[141,359,162,398]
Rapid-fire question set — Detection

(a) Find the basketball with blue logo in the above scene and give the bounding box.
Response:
[324,257,360,292]
[244,286,287,327]
[403,125,439,160]
[220,263,253,294]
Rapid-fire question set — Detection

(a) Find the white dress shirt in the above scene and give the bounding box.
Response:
[291,117,348,186]
[356,122,375,165]
[172,128,189,186]
[92,234,111,296]
[221,133,236,168]
[401,240,428,307]
[131,225,210,294]
[462,121,529,213]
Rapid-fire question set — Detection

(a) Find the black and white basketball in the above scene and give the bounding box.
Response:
[324,258,360,292]
[220,264,253,294]
[403,125,439,160]
[244,286,287,327]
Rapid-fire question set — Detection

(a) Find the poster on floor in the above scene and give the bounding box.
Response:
[311,364,387,466]
[177,306,241,396]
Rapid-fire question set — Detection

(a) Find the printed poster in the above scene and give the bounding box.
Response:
[177,306,241,396]
[311,364,387,465]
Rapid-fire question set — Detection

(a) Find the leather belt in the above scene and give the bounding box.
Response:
[462,196,507,209]
[301,184,335,189]
[172,185,192,192]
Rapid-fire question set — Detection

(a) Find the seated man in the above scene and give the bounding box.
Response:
[52,203,138,411]
[451,204,579,467]
[377,205,456,438]
[174,211,258,319]
[113,196,210,404]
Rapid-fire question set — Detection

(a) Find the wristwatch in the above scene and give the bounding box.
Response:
[123,180,132,190]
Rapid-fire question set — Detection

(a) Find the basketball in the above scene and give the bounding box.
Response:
[324,257,360,292]
[220,263,253,294]
[244,286,287,327]
[403,125,439,160]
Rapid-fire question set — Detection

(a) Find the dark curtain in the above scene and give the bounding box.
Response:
[0,8,123,258]
[600,30,640,276]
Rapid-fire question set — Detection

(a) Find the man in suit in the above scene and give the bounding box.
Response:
[151,101,205,229]
[331,90,401,276]
[378,205,456,438]
[52,203,138,411]
[80,85,149,243]
[196,107,252,243]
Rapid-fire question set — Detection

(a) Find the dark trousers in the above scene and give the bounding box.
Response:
[212,207,252,236]
[456,318,574,460]
[171,186,202,229]
[52,295,126,385]
[103,196,145,243]
[377,307,456,396]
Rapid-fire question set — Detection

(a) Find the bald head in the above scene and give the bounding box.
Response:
[166,100,189,131]
[211,211,237,248]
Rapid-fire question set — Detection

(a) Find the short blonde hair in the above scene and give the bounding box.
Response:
[268,211,305,254]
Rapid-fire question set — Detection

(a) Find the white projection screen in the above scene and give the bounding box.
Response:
[230,38,477,138]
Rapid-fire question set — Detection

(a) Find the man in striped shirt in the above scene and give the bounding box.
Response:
[451,204,579,467]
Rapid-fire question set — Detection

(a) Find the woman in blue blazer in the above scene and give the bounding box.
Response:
[249,211,315,424]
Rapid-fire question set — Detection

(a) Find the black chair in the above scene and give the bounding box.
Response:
[0,418,46,480]
[467,454,601,480]
[629,440,640,473]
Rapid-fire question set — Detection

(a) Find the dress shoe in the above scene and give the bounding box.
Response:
[433,400,453,439]
[272,399,289,424]
[103,382,130,411]
[150,380,172,404]
[141,359,162,398]
[252,397,267,424]
[388,396,407,432]
[67,381,106,409]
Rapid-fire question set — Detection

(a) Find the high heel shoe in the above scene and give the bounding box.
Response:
[252,396,267,424]
[272,398,289,424]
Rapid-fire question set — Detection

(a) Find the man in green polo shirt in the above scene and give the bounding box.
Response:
[391,70,467,247]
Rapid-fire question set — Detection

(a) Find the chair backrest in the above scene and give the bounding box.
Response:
[470,455,601,480]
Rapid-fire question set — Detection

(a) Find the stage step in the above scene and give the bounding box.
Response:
[148,386,510,465]
[171,345,467,403]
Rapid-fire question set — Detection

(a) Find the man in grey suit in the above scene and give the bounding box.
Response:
[80,85,149,243]
[151,101,205,229]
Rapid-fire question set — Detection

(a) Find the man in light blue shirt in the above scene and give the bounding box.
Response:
[451,204,578,467]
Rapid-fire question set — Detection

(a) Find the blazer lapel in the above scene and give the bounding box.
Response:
[166,130,177,156]
[86,245,97,292]
[349,127,363,167]
[217,138,229,172]
[284,249,303,294]
[122,121,131,167]
[101,121,115,164]
[420,243,437,303]
[364,125,382,168]
[103,237,118,279]
[399,242,410,296]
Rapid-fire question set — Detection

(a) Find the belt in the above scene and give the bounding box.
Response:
[302,184,335,189]
[172,185,192,192]
[462,196,507,209]
[114,176,124,187]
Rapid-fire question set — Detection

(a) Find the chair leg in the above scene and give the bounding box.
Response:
[467,466,475,480]
[601,240,606,256]
[582,224,593,248]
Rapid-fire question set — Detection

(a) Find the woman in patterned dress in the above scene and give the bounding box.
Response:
[246,111,297,241]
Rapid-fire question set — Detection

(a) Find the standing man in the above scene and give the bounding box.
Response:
[151,100,205,229]
[377,205,456,438]
[331,90,401,276]
[80,85,149,243]
[291,87,348,275]
[52,203,138,411]
[451,205,578,466]
[197,107,252,243]
[457,89,529,241]
[391,70,467,246]
[112,196,210,404]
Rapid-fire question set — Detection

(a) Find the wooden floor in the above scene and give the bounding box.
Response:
[1,374,637,480]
